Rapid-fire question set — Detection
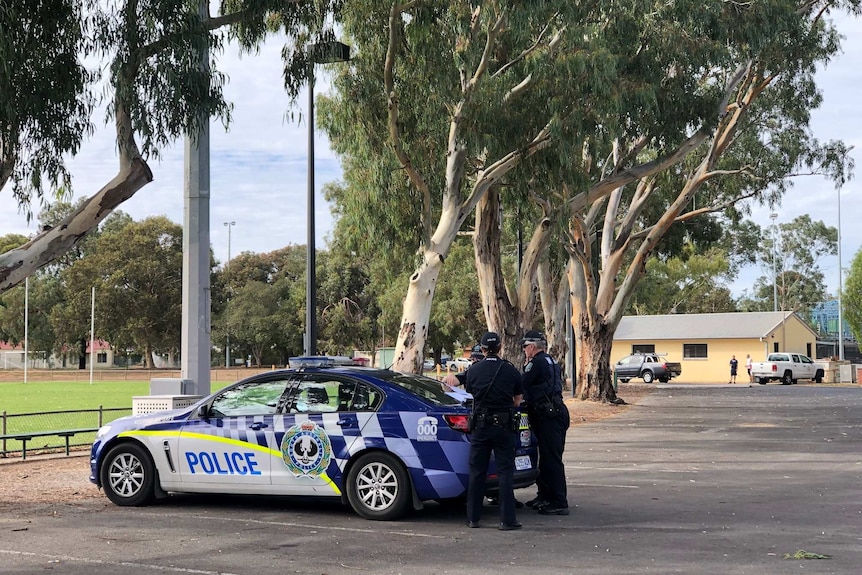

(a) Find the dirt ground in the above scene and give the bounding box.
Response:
[0,384,653,507]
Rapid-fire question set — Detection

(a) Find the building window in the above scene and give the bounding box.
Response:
[97,352,108,364]
[632,344,655,354]
[683,343,708,359]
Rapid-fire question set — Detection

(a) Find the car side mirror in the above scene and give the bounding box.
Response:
[197,404,209,419]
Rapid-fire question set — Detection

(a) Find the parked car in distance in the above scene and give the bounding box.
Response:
[750,353,825,385]
[447,357,474,371]
[614,353,682,383]
[89,357,538,521]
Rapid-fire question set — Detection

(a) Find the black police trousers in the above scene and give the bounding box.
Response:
[467,424,518,525]
[531,410,570,508]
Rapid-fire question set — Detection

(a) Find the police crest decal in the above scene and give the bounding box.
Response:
[281,420,332,477]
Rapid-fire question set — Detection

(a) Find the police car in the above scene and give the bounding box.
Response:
[90,357,537,521]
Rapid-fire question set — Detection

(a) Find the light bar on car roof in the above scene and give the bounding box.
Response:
[288,356,336,369]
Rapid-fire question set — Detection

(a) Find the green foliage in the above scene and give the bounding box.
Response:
[783,550,832,560]
[743,214,837,315]
[0,0,95,208]
[843,247,862,342]
[627,245,738,315]
[53,216,185,365]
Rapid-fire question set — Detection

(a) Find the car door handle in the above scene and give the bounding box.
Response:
[249,422,269,430]
[337,418,355,427]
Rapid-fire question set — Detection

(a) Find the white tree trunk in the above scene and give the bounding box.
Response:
[391,206,462,373]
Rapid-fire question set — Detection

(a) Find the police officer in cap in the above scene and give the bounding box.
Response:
[456,331,524,530]
[521,329,570,515]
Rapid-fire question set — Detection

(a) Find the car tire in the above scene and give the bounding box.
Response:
[619,378,630,384]
[814,370,823,383]
[100,442,156,506]
[758,378,768,385]
[658,377,669,383]
[346,452,412,521]
[782,371,793,385]
[641,371,654,384]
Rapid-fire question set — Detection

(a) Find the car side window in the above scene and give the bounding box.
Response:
[208,379,291,418]
[287,375,382,414]
[337,380,382,412]
[791,354,800,362]
[801,356,812,364]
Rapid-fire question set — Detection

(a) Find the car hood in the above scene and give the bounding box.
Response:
[101,407,195,437]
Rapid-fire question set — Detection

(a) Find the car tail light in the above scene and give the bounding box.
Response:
[772,364,777,372]
[444,414,470,433]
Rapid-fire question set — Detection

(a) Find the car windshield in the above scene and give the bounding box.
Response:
[376,371,463,406]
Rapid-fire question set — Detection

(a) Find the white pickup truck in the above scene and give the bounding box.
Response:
[750,353,825,385]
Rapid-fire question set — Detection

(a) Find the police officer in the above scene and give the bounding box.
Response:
[458,332,524,530]
[521,330,570,515]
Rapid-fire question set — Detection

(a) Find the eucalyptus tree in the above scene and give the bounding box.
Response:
[533,2,855,401]
[320,1,706,372]
[53,216,184,368]
[738,215,837,316]
[321,1,857,403]
[0,0,338,293]
[843,247,862,342]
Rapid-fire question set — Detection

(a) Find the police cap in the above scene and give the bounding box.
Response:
[480,331,501,350]
[519,329,546,345]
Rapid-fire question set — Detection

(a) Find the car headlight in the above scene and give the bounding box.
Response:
[96,425,112,439]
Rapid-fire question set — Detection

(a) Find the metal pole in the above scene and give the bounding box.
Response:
[23,277,28,384]
[223,221,235,368]
[90,286,95,384]
[838,190,844,361]
[180,0,212,397]
[770,213,778,312]
[306,63,317,356]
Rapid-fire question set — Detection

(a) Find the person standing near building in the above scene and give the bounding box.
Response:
[521,330,570,516]
[745,354,753,383]
[729,355,739,384]
[460,332,524,530]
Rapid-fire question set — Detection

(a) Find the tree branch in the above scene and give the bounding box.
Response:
[385,2,433,247]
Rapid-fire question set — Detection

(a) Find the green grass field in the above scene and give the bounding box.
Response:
[0,380,234,454]
[0,380,235,415]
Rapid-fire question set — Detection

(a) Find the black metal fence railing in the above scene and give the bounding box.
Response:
[0,406,132,458]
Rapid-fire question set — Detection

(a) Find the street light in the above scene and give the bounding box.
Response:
[770,212,778,312]
[224,220,236,368]
[837,190,845,361]
[306,40,350,356]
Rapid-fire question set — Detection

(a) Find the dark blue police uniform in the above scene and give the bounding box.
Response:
[464,335,524,530]
[522,347,570,514]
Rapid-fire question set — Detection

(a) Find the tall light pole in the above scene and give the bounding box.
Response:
[837,190,845,361]
[224,220,235,368]
[770,212,778,312]
[306,40,350,356]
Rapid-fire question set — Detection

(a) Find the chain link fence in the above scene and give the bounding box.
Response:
[1,407,132,458]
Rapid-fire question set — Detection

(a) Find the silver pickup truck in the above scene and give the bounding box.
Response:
[750,353,825,385]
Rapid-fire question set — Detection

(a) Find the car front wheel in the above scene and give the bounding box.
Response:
[100,442,156,506]
[346,452,412,521]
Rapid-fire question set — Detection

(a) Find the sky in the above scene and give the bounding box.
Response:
[2,13,861,299]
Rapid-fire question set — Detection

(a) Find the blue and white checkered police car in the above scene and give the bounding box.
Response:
[90,357,537,520]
